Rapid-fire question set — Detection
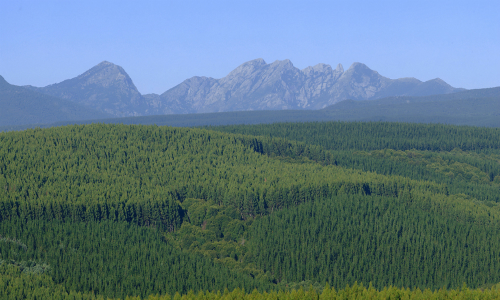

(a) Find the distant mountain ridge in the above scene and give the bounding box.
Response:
[25,61,147,117]
[158,59,463,114]
[0,75,112,127]
[5,86,499,133]
[10,59,464,118]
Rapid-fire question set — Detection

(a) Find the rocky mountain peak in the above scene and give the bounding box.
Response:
[313,63,332,72]
[346,62,373,72]
[270,59,294,69]
[341,63,384,83]
[23,58,463,117]
[306,63,332,74]
[226,58,268,79]
[236,58,267,69]
[30,61,145,117]
[336,63,344,73]
[249,58,266,65]
[92,61,114,68]
[77,61,136,90]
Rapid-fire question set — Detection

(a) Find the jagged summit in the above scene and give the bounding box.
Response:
[336,63,344,73]
[249,58,266,65]
[226,58,268,79]
[23,58,463,117]
[302,63,333,75]
[158,58,462,113]
[271,59,293,65]
[235,58,267,68]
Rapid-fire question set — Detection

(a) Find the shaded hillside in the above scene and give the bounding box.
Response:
[323,87,500,126]
[19,59,463,117]
[0,75,112,126]
[25,61,148,117]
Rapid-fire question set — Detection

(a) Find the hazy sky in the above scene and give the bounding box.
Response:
[1,0,499,94]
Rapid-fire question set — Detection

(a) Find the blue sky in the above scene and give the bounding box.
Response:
[1,0,499,94]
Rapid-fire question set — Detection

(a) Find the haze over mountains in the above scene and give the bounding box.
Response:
[24,62,146,117]
[0,75,112,127]
[161,58,462,114]
[17,59,463,118]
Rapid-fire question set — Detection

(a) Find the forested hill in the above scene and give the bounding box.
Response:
[210,122,500,202]
[2,122,500,299]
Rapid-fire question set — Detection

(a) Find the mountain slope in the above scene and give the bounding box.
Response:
[16,59,464,118]
[0,75,112,126]
[2,86,498,132]
[159,59,463,113]
[321,86,500,126]
[27,61,148,117]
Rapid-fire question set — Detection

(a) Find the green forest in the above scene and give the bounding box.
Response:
[1,122,500,299]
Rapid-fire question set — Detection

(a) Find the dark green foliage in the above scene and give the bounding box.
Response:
[160,192,500,291]
[1,123,451,223]
[0,219,271,298]
[210,122,500,152]
[2,121,500,298]
[246,194,500,290]
[211,122,500,202]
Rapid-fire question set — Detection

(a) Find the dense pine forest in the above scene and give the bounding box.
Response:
[1,122,500,299]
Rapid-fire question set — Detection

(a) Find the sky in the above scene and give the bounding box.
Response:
[1,0,499,95]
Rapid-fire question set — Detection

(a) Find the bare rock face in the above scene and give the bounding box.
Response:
[159,58,309,113]
[28,59,463,116]
[161,59,342,113]
[320,62,392,108]
[299,63,342,108]
[160,59,464,113]
[32,61,147,117]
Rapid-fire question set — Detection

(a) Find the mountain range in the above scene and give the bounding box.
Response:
[17,59,463,118]
[3,86,499,132]
[159,59,463,113]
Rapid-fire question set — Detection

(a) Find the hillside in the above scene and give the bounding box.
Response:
[0,75,112,126]
[25,61,148,117]
[2,86,499,132]
[321,86,500,126]
[18,59,463,118]
[145,59,463,113]
[2,122,500,298]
